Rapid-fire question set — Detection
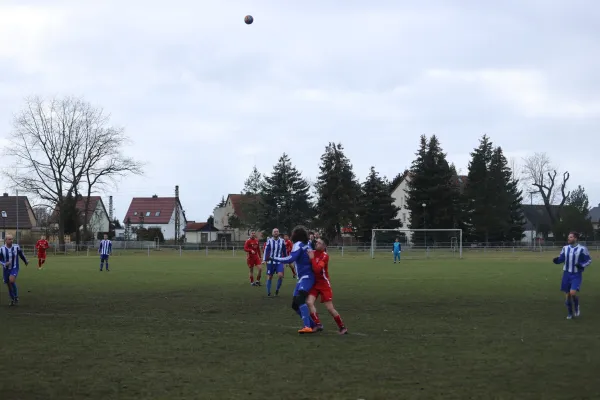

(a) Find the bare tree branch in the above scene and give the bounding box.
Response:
[5,96,144,245]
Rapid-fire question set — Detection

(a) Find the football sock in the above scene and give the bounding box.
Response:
[311,312,321,325]
[276,278,283,291]
[100,261,103,270]
[299,304,312,327]
[38,259,42,268]
[7,283,13,299]
[256,271,262,281]
[11,283,18,298]
[266,279,272,294]
[105,262,109,270]
[565,298,573,315]
[249,275,254,283]
[334,315,344,329]
[573,296,580,310]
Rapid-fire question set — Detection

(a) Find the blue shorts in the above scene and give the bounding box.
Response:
[293,275,315,296]
[100,254,110,261]
[561,271,582,293]
[266,263,284,275]
[2,267,18,283]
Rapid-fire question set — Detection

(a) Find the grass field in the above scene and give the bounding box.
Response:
[2,251,600,399]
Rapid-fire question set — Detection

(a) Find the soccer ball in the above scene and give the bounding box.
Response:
[244,15,253,24]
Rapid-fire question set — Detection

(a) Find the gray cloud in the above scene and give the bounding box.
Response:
[1,0,600,221]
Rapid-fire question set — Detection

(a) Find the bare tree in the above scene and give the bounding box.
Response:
[521,152,570,226]
[6,96,143,245]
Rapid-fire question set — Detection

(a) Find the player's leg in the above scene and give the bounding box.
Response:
[105,255,110,271]
[248,265,255,285]
[306,290,323,330]
[38,256,42,269]
[9,273,19,304]
[3,269,14,304]
[255,261,262,286]
[295,290,315,333]
[275,265,284,295]
[99,255,104,271]
[571,273,582,317]
[266,264,274,296]
[561,272,573,318]
[288,263,297,278]
[323,300,347,334]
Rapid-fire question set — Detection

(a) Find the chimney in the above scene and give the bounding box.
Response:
[3,193,7,196]
[152,194,158,199]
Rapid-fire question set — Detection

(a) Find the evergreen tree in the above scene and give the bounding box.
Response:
[236,166,265,229]
[406,135,461,243]
[258,154,312,235]
[216,196,226,208]
[554,185,593,240]
[568,185,590,214]
[463,135,494,242]
[315,143,361,240]
[389,171,407,193]
[243,166,263,195]
[358,167,401,240]
[488,146,525,242]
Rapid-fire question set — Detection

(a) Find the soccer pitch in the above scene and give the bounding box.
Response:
[2,251,599,399]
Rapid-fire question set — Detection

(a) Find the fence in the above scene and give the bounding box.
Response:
[13,240,600,259]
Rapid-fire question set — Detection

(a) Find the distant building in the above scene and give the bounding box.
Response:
[521,204,559,243]
[0,193,38,242]
[50,195,110,240]
[588,204,600,231]
[184,221,219,244]
[213,194,262,241]
[123,195,187,240]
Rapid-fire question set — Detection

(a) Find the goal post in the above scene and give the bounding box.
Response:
[370,228,463,259]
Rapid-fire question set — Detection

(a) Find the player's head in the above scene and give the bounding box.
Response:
[315,237,328,251]
[309,232,314,240]
[291,226,309,244]
[250,231,256,239]
[103,233,108,240]
[315,232,320,239]
[41,235,46,240]
[568,231,580,245]
[5,234,13,246]
[272,228,279,238]
[395,237,399,242]
[283,234,289,240]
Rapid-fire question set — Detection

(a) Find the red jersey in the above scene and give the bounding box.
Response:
[36,239,50,255]
[244,238,261,258]
[311,250,330,286]
[285,239,293,254]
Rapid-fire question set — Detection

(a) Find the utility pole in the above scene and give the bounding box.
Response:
[174,185,181,244]
[109,196,114,220]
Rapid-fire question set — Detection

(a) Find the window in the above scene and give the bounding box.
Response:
[145,212,151,217]
[133,212,138,215]
[155,211,160,216]
[403,213,406,222]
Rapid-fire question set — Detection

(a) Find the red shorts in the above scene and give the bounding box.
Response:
[38,253,47,260]
[247,255,261,268]
[309,283,333,303]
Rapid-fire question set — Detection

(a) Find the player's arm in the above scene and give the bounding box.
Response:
[17,247,29,265]
[272,246,303,263]
[553,247,566,264]
[109,241,112,255]
[263,239,271,262]
[282,241,287,257]
[577,247,592,269]
[311,257,326,275]
[243,239,252,253]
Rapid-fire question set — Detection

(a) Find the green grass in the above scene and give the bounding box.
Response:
[2,251,600,399]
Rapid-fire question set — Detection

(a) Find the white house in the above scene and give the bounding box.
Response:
[51,196,110,239]
[184,221,219,244]
[213,194,262,242]
[123,195,187,240]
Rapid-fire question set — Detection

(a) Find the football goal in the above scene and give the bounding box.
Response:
[370,228,463,259]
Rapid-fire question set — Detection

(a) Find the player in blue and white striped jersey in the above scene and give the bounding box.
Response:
[553,231,592,319]
[263,228,287,297]
[1,234,29,306]
[99,233,112,272]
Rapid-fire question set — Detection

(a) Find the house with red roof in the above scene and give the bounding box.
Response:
[213,194,262,241]
[50,195,110,240]
[184,221,219,244]
[122,195,187,240]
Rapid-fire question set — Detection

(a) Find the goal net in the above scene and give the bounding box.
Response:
[371,228,463,259]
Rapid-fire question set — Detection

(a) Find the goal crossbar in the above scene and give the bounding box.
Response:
[370,228,463,259]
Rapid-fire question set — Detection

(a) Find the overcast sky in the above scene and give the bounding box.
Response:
[1,0,599,222]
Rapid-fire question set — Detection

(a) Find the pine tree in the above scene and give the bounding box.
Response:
[258,154,312,235]
[243,166,263,195]
[236,166,265,229]
[406,135,461,243]
[315,143,361,240]
[358,167,401,240]
[554,185,593,240]
[488,146,525,242]
[463,135,494,242]
[216,196,226,208]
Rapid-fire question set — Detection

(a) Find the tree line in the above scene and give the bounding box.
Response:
[219,135,596,243]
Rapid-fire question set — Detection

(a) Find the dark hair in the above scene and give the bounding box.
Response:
[291,226,309,244]
[320,237,329,247]
[570,231,580,239]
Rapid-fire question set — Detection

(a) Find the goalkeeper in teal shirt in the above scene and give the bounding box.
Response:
[393,238,401,263]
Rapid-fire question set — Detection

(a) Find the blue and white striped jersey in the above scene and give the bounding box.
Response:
[556,244,592,273]
[98,239,112,256]
[0,244,28,270]
[263,237,287,264]
[273,241,313,278]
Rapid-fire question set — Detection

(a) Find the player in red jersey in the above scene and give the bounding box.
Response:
[244,231,262,286]
[283,234,297,279]
[307,237,347,334]
[35,235,50,269]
